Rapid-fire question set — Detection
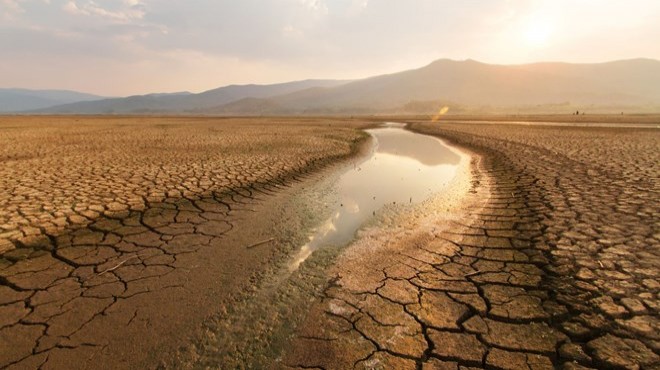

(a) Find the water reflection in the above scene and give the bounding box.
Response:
[375,127,460,166]
[290,124,460,270]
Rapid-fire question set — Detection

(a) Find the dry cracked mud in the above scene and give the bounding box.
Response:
[282,121,659,370]
[0,116,368,369]
[2,116,658,370]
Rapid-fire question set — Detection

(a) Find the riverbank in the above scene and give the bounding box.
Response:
[409,122,659,368]
[277,121,659,369]
[185,124,467,367]
[0,117,370,369]
[281,126,476,368]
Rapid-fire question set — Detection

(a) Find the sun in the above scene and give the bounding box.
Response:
[523,18,554,48]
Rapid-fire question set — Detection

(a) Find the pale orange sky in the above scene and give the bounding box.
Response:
[1,0,659,96]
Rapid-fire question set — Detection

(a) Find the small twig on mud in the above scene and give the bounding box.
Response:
[598,260,604,268]
[97,255,139,276]
[246,238,275,249]
[464,270,481,277]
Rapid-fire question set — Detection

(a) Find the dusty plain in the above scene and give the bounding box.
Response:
[0,114,658,369]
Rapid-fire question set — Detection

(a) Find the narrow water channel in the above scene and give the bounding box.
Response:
[290,123,461,270]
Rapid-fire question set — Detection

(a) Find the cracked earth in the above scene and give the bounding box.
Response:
[282,122,659,370]
[0,116,367,369]
[1,116,658,370]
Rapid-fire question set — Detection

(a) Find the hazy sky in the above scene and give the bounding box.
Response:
[1,0,659,96]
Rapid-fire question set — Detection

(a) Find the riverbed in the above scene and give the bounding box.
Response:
[290,122,461,270]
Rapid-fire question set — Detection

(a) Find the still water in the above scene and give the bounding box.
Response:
[289,123,461,270]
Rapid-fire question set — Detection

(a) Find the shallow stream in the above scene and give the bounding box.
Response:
[289,122,461,269]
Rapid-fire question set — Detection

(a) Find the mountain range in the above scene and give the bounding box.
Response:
[4,58,660,115]
[0,89,106,112]
[31,79,349,115]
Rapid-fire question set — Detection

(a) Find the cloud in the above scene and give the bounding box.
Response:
[347,0,368,16]
[1,0,25,19]
[299,0,328,15]
[1,0,659,96]
[2,0,22,11]
[63,0,145,22]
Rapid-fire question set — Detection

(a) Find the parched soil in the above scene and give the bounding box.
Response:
[282,122,659,369]
[0,116,367,369]
[1,116,658,370]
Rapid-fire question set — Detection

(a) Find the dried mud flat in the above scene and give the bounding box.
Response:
[282,120,659,369]
[0,116,367,369]
[1,115,658,370]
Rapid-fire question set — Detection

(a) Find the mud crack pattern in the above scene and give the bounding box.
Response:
[0,116,365,369]
[283,122,659,370]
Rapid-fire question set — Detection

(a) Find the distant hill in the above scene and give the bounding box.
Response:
[0,89,105,112]
[35,80,350,114]
[205,58,660,114]
[17,58,660,115]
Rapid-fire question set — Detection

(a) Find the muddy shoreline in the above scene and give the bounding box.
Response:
[274,121,658,369]
[175,129,378,369]
[187,124,472,368]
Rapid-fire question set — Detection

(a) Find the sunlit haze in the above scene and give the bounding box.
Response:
[1,0,659,96]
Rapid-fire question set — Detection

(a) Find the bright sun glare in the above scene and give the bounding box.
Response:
[524,18,553,47]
